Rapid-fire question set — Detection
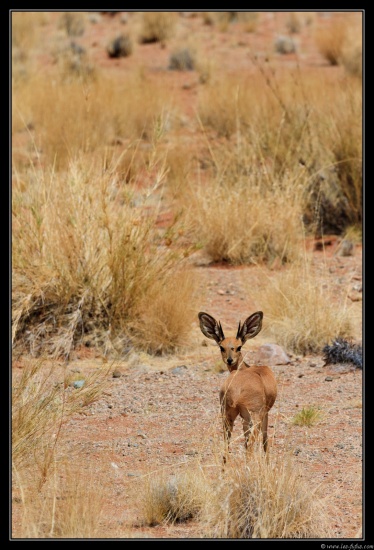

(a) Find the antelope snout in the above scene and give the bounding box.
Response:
[227,357,234,366]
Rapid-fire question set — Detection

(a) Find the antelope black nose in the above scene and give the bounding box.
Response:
[227,357,233,365]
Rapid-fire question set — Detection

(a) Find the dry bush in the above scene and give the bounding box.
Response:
[130,269,197,354]
[12,157,196,358]
[186,176,305,265]
[138,12,177,44]
[314,15,349,65]
[168,47,195,71]
[53,41,97,83]
[198,67,362,235]
[140,467,212,526]
[274,35,297,54]
[183,138,307,265]
[58,12,86,37]
[204,450,331,538]
[246,258,354,354]
[306,77,362,233]
[107,33,134,58]
[12,70,173,170]
[340,30,362,78]
[14,461,105,538]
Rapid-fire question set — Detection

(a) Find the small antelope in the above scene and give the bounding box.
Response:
[198,311,277,460]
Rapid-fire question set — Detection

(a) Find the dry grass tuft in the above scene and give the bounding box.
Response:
[12,155,196,358]
[12,357,110,472]
[140,467,211,526]
[247,257,354,354]
[184,143,306,265]
[292,405,324,427]
[204,450,331,538]
[138,12,177,44]
[314,15,349,66]
[14,461,105,538]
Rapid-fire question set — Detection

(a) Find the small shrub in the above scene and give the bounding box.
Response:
[138,12,177,44]
[107,33,133,58]
[274,35,297,54]
[58,12,85,37]
[246,259,354,354]
[168,48,195,71]
[292,406,323,427]
[323,338,362,369]
[204,451,331,538]
[141,468,210,525]
[55,41,97,82]
[314,16,348,65]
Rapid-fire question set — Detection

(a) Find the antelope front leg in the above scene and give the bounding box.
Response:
[221,406,238,465]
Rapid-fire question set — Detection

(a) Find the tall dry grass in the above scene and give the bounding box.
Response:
[314,15,349,66]
[14,461,105,538]
[12,354,111,538]
[244,255,355,354]
[203,450,331,538]
[196,65,362,240]
[136,447,331,538]
[12,357,110,472]
[12,154,197,358]
[184,162,306,265]
[12,70,175,171]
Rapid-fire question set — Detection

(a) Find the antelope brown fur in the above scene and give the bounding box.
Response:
[198,311,277,461]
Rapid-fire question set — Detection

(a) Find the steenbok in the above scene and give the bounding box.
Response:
[198,311,277,461]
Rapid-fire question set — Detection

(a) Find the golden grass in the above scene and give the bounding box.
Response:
[12,70,175,170]
[246,256,354,354]
[203,449,331,538]
[140,466,212,526]
[12,154,196,358]
[14,461,105,538]
[314,16,348,65]
[138,12,178,44]
[12,357,110,471]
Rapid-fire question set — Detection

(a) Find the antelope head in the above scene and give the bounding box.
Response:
[198,311,263,371]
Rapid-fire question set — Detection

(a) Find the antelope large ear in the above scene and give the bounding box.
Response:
[198,312,224,344]
[237,311,263,342]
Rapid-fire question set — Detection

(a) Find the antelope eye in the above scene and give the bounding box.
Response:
[236,346,242,352]
[219,346,225,353]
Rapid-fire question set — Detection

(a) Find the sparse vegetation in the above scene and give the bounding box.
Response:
[141,467,211,526]
[314,14,359,66]
[107,33,133,58]
[203,451,331,538]
[11,11,362,540]
[138,12,177,44]
[292,406,324,427]
[12,157,196,358]
[246,258,354,354]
